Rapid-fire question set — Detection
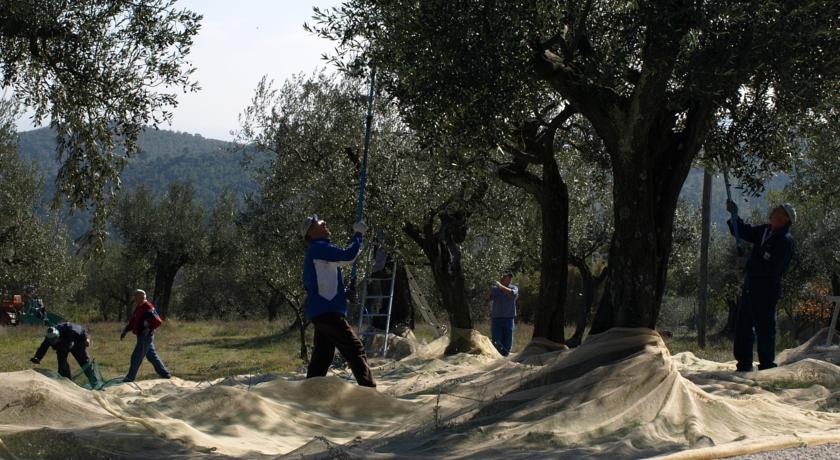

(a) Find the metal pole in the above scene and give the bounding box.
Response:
[349,66,377,291]
[697,169,712,348]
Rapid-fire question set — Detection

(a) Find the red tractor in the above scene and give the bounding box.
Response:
[1,294,24,326]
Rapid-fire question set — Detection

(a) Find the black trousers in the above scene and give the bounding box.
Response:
[57,336,98,385]
[734,277,780,371]
[306,313,376,387]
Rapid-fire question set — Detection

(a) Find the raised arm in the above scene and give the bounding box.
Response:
[727,217,764,245]
[495,281,516,297]
[312,235,363,267]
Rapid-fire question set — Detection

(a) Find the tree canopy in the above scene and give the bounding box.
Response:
[1,0,201,233]
[310,0,840,331]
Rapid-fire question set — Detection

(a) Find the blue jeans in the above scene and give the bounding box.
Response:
[124,332,170,382]
[491,317,515,356]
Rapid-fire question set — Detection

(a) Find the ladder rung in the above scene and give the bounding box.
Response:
[365,295,393,299]
[362,313,391,317]
[368,278,394,282]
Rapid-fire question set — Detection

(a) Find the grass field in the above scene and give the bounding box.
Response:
[0,319,736,383]
[0,320,307,382]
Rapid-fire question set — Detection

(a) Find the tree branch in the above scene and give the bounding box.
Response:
[497,164,543,197]
[533,48,621,152]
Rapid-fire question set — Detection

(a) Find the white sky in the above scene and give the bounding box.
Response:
[16,0,342,141]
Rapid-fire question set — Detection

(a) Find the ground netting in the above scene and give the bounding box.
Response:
[1,327,839,459]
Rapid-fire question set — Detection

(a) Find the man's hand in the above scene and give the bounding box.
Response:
[726,200,738,215]
[352,220,368,236]
[483,288,492,301]
[30,357,40,365]
[120,330,127,341]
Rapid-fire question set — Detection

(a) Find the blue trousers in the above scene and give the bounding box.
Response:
[124,332,170,382]
[734,277,780,371]
[491,317,515,356]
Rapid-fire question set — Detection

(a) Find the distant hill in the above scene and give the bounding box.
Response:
[17,127,263,237]
[16,126,790,239]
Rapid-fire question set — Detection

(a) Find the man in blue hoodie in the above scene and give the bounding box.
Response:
[727,201,796,372]
[301,214,375,387]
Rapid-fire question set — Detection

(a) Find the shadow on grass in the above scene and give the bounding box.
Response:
[179,328,299,351]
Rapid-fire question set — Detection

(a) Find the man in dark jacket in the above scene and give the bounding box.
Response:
[727,201,796,372]
[301,214,376,388]
[31,322,99,387]
[121,289,170,382]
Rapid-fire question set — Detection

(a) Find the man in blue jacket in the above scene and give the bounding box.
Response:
[727,201,796,372]
[301,214,375,387]
[31,322,99,387]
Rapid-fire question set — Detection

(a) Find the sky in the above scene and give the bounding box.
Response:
[16,0,342,141]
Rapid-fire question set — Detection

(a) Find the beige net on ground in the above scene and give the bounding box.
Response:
[1,327,839,459]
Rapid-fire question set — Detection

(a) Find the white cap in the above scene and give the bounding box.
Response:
[774,203,797,225]
[300,214,318,238]
[46,327,60,341]
[134,289,146,297]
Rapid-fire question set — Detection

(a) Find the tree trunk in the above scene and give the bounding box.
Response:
[534,29,718,332]
[590,243,615,334]
[394,264,415,330]
[531,159,569,343]
[152,258,183,318]
[266,292,281,322]
[714,297,738,340]
[697,169,712,348]
[597,145,694,329]
[404,210,473,331]
[295,297,309,363]
[832,272,840,335]
[404,210,477,354]
[429,236,471,330]
[567,256,602,347]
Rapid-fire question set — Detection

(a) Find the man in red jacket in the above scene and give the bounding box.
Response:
[121,289,170,382]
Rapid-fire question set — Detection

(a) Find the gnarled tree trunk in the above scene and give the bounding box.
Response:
[568,258,607,346]
[498,108,575,343]
[531,159,569,343]
[404,210,472,332]
[152,255,186,318]
[404,184,488,354]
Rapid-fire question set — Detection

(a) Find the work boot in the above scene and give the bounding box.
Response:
[758,362,778,371]
[735,363,754,372]
[84,368,100,389]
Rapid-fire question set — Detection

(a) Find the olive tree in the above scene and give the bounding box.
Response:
[238,72,533,353]
[0,98,81,305]
[310,0,840,332]
[1,0,200,233]
[113,182,206,317]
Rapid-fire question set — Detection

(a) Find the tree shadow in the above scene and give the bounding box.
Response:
[179,328,298,350]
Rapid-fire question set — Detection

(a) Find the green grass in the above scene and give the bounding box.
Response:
[0,319,549,382]
[664,335,734,362]
[0,320,309,382]
[663,331,799,364]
